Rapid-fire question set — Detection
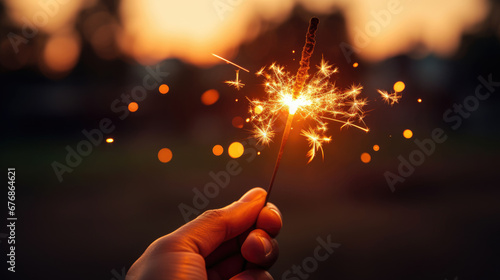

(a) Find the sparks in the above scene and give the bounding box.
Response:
[211,53,250,72]
[301,128,331,163]
[378,89,402,105]
[225,69,245,90]
[249,60,369,161]
[252,122,275,145]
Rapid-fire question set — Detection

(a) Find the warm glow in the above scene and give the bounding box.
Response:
[106,138,114,143]
[403,129,413,139]
[353,62,359,68]
[228,142,244,159]
[232,116,244,129]
[343,0,489,61]
[158,148,173,163]
[159,84,169,94]
[201,89,220,106]
[128,102,139,112]
[373,144,380,151]
[3,0,489,70]
[4,0,88,33]
[116,0,488,65]
[393,81,405,92]
[361,152,371,163]
[281,94,311,115]
[418,98,422,103]
[212,145,223,156]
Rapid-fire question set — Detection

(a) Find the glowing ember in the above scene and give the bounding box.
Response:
[106,138,114,143]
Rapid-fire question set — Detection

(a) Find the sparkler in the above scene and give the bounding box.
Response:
[212,19,400,203]
[248,17,370,203]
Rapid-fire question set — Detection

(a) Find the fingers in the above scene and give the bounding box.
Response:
[164,188,267,257]
[256,203,282,237]
[230,269,274,280]
[241,229,279,268]
[206,202,283,268]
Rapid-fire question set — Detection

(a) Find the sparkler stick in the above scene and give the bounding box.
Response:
[265,17,319,203]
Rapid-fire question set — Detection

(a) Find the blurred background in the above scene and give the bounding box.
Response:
[1,0,500,279]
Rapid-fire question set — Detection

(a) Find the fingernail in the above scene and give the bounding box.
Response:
[239,188,265,202]
[258,236,272,256]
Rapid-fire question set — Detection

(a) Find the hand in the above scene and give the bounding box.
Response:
[127,187,283,280]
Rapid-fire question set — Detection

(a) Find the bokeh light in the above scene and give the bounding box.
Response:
[43,32,81,74]
[228,142,244,159]
[254,105,264,114]
[232,116,244,129]
[403,129,413,139]
[115,0,489,65]
[128,102,139,112]
[373,145,380,151]
[393,81,406,92]
[361,152,371,163]
[201,89,220,106]
[418,98,422,103]
[353,62,359,68]
[212,145,223,156]
[159,84,170,94]
[105,138,114,143]
[158,148,173,163]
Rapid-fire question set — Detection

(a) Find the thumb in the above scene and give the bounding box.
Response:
[167,187,266,257]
